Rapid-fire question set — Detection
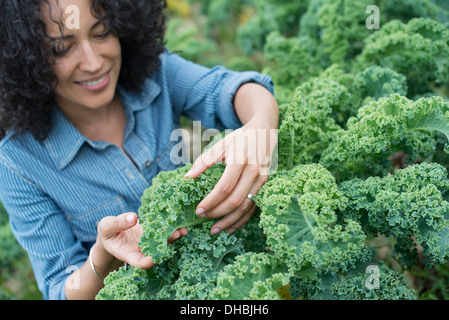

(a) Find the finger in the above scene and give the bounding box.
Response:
[98,212,137,239]
[209,173,265,234]
[210,201,257,236]
[202,164,260,219]
[195,163,245,217]
[184,140,225,179]
[227,205,257,234]
[179,227,188,237]
[126,251,155,269]
[167,227,188,244]
[167,230,181,244]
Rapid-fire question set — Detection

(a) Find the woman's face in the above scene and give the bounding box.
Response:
[43,0,122,113]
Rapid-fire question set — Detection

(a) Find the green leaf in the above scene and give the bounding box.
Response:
[209,252,291,300]
[138,164,225,263]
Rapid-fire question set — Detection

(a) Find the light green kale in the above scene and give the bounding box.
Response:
[138,164,225,263]
[340,162,449,268]
[97,224,245,300]
[325,263,416,300]
[288,248,416,300]
[355,18,449,97]
[276,78,345,171]
[317,65,409,121]
[157,224,245,300]
[351,66,408,107]
[209,252,291,300]
[276,66,411,173]
[256,164,366,274]
[319,94,449,181]
[95,265,168,300]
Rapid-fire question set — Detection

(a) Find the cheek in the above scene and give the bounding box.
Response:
[52,60,74,88]
[107,37,122,65]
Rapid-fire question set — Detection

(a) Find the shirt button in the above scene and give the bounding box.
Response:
[144,160,152,167]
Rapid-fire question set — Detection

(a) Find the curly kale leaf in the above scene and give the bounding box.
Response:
[138,164,225,263]
[320,94,449,181]
[157,225,245,300]
[232,210,268,253]
[299,0,377,68]
[277,78,345,170]
[319,64,408,114]
[341,162,449,268]
[351,66,408,107]
[379,0,448,24]
[256,164,366,274]
[276,66,411,172]
[355,18,449,96]
[209,252,291,300]
[325,263,416,300]
[262,31,323,104]
[288,248,416,300]
[95,266,168,300]
[98,224,245,300]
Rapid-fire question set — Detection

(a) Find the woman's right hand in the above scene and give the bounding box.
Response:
[66,212,189,299]
[96,212,188,269]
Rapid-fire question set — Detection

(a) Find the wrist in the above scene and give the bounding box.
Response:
[234,83,279,130]
[90,241,121,279]
[247,113,278,130]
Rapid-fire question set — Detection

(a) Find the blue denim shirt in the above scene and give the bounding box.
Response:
[0,51,273,300]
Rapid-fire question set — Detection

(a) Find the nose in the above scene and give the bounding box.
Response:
[78,41,103,73]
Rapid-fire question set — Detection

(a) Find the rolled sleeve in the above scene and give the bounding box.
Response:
[165,52,274,131]
[218,70,275,129]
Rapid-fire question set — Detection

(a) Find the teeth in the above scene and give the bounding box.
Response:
[79,73,108,86]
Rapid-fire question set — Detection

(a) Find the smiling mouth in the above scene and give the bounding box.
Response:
[74,70,111,91]
[75,72,109,86]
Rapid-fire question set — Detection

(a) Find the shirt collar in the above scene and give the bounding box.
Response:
[43,105,87,170]
[117,76,161,113]
[44,77,161,171]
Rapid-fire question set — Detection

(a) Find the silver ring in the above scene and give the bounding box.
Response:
[247,193,255,201]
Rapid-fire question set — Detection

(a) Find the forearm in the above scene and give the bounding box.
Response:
[233,82,279,129]
[64,241,123,300]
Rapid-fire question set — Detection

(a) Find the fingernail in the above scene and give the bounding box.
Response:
[196,208,205,216]
[126,214,135,224]
[211,228,221,235]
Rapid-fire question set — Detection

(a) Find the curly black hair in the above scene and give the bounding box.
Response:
[0,0,167,141]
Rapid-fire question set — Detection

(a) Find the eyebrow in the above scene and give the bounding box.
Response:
[47,20,103,41]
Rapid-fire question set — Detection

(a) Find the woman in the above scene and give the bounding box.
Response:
[0,0,278,299]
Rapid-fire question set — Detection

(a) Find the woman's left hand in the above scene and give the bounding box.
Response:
[184,116,278,235]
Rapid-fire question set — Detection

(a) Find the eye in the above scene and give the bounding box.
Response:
[94,29,111,39]
[52,43,72,56]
